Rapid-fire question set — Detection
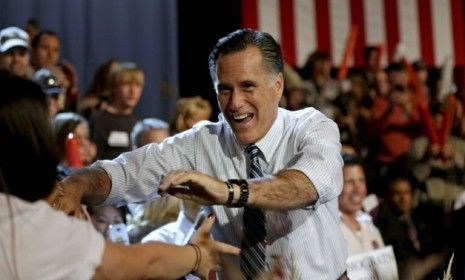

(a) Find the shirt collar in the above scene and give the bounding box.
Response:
[219,108,284,164]
[254,108,284,163]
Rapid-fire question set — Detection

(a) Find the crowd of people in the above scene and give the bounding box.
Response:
[1,22,464,280]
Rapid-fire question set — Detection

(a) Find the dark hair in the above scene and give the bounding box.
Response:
[363,46,378,61]
[31,30,60,49]
[0,75,58,201]
[208,29,283,84]
[27,18,38,28]
[385,169,416,194]
[85,58,119,98]
[385,62,406,73]
[342,153,363,167]
[300,50,331,79]
[87,205,129,224]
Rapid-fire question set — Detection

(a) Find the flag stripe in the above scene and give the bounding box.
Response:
[280,0,296,65]
[315,0,331,59]
[295,0,317,66]
[383,0,400,62]
[431,0,454,66]
[258,0,281,44]
[364,0,388,67]
[350,0,366,66]
[417,0,435,66]
[244,0,465,67]
[398,0,421,61]
[242,0,258,29]
[330,0,351,66]
[450,0,465,66]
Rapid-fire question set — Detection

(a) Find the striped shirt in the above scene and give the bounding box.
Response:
[95,107,347,279]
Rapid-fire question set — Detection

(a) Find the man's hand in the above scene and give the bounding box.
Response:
[159,170,229,205]
[46,167,111,218]
[46,180,86,218]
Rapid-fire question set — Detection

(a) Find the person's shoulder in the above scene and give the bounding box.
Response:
[283,107,335,127]
[141,222,178,243]
[189,119,224,137]
[283,106,328,118]
[88,110,108,122]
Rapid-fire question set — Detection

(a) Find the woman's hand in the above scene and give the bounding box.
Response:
[190,214,240,279]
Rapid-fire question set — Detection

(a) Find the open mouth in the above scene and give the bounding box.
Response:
[232,113,253,123]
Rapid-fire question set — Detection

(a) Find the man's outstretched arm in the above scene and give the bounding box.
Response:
[47,167,111,216]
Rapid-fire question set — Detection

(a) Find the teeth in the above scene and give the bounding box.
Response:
[233,113,249,120]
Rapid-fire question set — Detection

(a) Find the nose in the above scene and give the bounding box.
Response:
[227,90,244,112]
[12,52,22,62]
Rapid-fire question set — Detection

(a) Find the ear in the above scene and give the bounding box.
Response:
[273,72,284,100]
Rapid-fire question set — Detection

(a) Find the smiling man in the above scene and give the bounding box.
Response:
[52,29,347,279]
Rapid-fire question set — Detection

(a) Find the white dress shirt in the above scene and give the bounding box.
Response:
[341,211,385,256]
[95,107,347,279]
[141,211,193,245]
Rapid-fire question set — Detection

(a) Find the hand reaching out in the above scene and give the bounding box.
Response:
[46,180,86,218]
[190,214,240,279]
[159,170,229,205]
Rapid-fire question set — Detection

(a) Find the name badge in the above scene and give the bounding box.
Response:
[107,131,130,147]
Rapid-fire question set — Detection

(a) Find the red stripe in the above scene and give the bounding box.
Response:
[315,0,331,61]
[383,0,399,62]
[417,0,435,66]
[451,0,465,67]
[279,0,296,65]
[350,0,366,67]
[241,0,258,29]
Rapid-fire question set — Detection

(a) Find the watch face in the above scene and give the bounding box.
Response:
[228,179,249,207]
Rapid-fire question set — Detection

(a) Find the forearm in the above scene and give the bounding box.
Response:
[246,169,319,210]
[64,166,111,206]
[95,242,198,280]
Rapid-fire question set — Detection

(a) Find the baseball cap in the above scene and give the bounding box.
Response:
[0,26,29,53]
[33,68,63,95]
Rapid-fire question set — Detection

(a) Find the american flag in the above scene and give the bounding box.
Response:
[241,0,465,68]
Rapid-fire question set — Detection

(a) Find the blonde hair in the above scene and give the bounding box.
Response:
[110,62,145,90]
[172,96,212,133]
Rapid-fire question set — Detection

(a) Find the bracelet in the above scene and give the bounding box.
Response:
[188,243,201,274]
[225,181,234,205]
[228,179,249,207]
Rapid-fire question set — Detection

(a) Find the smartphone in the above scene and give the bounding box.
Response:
[107,223,130,245]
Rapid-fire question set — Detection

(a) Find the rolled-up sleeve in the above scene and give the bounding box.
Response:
[93,132,196,206]
[287,114,343,207]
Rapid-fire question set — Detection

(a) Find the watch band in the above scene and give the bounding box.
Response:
[228,179,249,207]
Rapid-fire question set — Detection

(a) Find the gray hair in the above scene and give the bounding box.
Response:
[208,29,283,89]
[130,118,169,149]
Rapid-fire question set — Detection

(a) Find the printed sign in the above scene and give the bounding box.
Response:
[347,246,398,280]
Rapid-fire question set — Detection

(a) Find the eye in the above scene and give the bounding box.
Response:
[218,88,231,95]
[97,218,108,224]
[243,85,255,92]
[240,81,256,92]
[217,85,232,95]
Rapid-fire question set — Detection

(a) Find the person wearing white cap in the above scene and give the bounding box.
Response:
[0,26,32,78]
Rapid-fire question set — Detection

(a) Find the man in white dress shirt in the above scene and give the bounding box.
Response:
[51,29,347,279]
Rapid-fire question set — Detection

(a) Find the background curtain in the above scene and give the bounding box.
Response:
[0,0,179,121]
